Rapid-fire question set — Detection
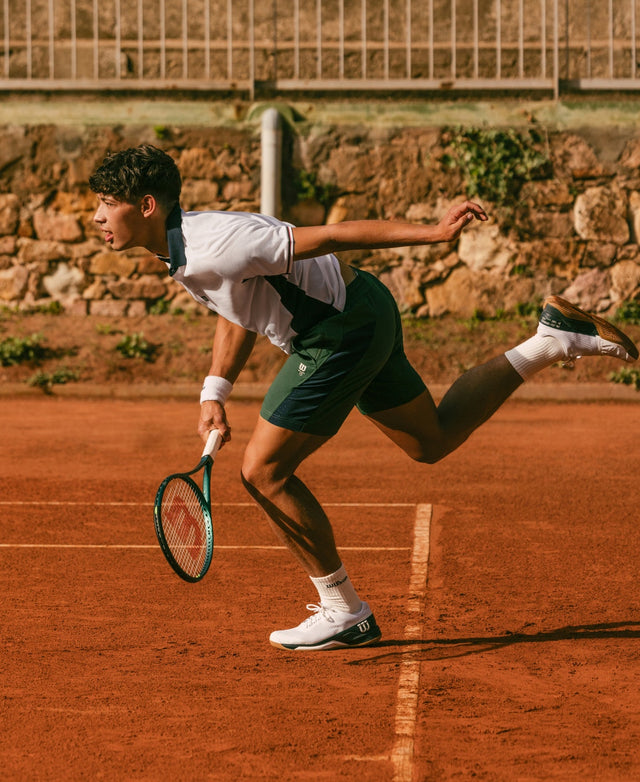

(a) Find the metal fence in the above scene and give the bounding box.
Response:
[2,0,640,95]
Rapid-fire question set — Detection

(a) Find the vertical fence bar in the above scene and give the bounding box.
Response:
[541,0,546,76]
[249,0,255,97]
[47,0,54,77]
[227,0,232,78]
[204,0,210,79]
[26,0,32,79]
[586,0,591,78]
[47,0,56,79]
[518,0,523,77]
[294,0,300,79]
[316,0,321,78]
[3,0,8,78]
[48,0,56,78]
[160,0,166,80]
[362,0,367,78]
[472,0,478,79]
[631,0,637,77]
[159,0,162,79]
[428,0,433,78]
[609,0,614,77]
[554,0,560,98]
[496,0,501,79]
[71,0,77,78]
[450,0,455,79]
[384,0,389,79]
[406,0,411,78]
[563,0,569,79]
[339,0,344,79]
[272,0,277,82]
[137,0,144,78]
[182,0,188,79]
[115,0,121,78]
[93,0,99,78]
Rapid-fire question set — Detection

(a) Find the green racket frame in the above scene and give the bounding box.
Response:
[153,429,221,582]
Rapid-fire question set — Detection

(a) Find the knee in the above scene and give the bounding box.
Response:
[241,464,271,507]
[240,459,266,496]
[241,454,285,500]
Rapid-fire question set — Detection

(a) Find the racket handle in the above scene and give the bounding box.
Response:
[202,429,223,459]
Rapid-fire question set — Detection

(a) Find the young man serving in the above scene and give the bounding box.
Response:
[90,144,638,651]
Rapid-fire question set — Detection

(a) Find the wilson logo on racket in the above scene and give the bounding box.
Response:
[166,496,205,562]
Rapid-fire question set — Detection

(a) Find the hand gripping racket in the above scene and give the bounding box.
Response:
[153,429,222,582]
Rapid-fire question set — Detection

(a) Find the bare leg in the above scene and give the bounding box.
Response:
[241,418,341,576]
[369,354,523,463]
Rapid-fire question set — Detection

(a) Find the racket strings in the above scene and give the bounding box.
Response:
[161,478,210,578]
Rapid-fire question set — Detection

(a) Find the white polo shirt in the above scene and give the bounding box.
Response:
[165,209,347,354]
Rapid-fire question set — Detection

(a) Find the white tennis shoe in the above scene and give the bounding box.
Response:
[269,602,381,651]
[538,296,639,363]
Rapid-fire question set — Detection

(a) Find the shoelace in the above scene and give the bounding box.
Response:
[301,603,337,627]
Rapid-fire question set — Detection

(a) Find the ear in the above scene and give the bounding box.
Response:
[140,194,159,218]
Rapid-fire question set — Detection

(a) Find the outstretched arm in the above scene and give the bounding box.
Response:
[291,200,487,261]
[198,316,257,444]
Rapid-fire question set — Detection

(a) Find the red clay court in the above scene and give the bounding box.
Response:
[1,394,640,780]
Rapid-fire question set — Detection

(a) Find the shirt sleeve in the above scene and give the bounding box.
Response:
[194,212,294,281]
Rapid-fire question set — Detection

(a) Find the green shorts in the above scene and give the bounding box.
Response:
[260,269,426,436]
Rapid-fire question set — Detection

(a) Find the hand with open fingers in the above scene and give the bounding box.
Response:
[198,400,231,446]
[437,200,488,242]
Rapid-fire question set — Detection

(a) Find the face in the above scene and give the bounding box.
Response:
[93,194,149,251]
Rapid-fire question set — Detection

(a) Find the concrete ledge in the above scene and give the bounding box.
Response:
[1,381,638,402]
[4,96,640,131]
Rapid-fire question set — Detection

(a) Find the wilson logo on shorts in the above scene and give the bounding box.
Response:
[298,362,307,376]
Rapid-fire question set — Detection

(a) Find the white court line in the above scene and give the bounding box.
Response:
[390,503,432,782]
[0,499,414,551]
[0,501,414,508]
[0,544,410,551]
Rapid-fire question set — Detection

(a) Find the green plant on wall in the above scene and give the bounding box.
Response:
[293,169,335,209]
[115,332,157,362]
[441,127,551,207]
[615,300,640,325]
[609,366,640,390]
[28,367,79,394]
[0,333,48,366]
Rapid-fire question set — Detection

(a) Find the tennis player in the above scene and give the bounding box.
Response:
[90,144,638,651]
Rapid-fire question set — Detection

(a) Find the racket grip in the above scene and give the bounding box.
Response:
[202,429,223,459]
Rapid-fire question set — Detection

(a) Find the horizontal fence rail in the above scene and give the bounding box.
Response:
[1,0,640,94]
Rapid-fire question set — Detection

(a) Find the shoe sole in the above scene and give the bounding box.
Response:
[270,615,382,651]
[542,295,639,361]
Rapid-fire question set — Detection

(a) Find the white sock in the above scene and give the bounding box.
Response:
[505,334,565,381]
[310,564,362,613]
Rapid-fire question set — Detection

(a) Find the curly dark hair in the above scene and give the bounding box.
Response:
[89,144,181,212]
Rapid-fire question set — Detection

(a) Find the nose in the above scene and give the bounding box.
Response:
[93,203,105,224]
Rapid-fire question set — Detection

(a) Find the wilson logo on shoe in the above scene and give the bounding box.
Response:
[357,620,371,633]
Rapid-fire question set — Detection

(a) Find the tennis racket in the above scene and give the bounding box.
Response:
[153,429,222,582]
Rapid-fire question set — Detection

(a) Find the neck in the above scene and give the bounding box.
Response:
[149,204,179,256]
[149,234,170,257]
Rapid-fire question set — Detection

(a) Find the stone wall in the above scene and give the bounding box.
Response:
[1,118,640,318]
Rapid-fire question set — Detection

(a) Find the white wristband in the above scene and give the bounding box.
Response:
[200,375,233,405]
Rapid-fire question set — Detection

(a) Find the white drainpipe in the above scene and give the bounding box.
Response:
[260,107,282,218]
